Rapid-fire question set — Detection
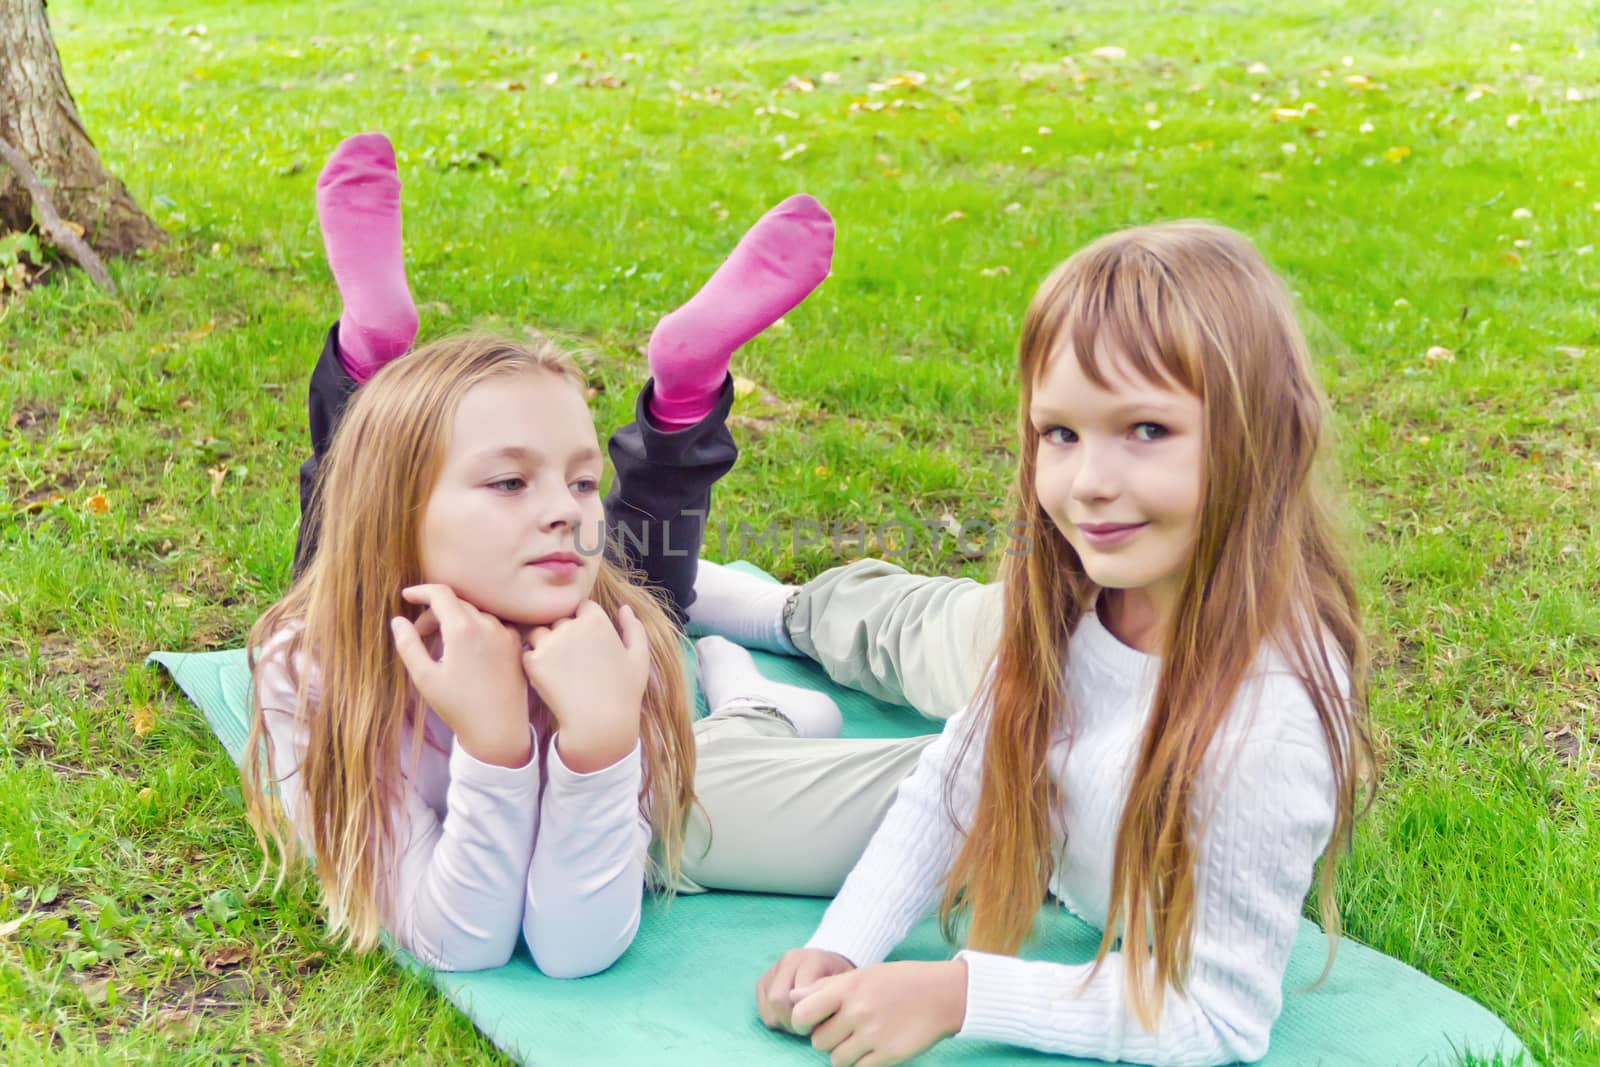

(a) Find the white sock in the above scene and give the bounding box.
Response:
[686,560,798,655]
[695,636,841,740]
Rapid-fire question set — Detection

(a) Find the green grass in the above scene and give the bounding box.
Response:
[2,0,1596,1061]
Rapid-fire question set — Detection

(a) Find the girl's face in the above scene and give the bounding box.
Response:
[419,371,607,627]
[1030,344,1204,626]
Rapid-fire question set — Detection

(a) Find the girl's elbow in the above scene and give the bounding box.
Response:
[399,928,517,973]
[524,914,639,979]
[1194,1002,1275,1065]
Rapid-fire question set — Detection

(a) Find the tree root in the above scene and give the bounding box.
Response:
[0,134,117,294]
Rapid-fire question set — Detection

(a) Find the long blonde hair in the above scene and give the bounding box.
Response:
[243,333,696,952]
[940,221,1374,1026]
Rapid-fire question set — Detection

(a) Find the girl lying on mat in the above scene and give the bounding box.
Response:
[694,222,1376,1065]
[242,133,849,976]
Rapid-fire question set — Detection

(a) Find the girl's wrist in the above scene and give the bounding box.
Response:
[553,728,637,774]
[454,715,533,769]
[939,958,969,1037]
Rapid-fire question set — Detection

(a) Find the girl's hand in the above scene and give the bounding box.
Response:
[390,584,532,768]
[756,948,856,1033]
[790,960,968,1067]
[522,601,648,773]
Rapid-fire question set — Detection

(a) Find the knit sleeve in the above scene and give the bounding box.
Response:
[805,697,989,965]
[254,643,541,972]
[955,678,1337,1066]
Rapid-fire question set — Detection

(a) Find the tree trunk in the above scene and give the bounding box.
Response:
[0,0,163,257]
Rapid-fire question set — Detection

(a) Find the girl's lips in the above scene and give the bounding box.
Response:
[1077,522,1149,547]
[528,554,582,578]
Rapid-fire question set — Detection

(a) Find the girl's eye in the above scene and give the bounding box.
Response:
[487,477,526,493]
[1040,426,1077,445]
[1132,422,1170,442]
[570,477,599,495]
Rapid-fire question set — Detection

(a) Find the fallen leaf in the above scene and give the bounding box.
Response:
[1246,61,1269,75]
[1424,345,1455,367]
[1090,46,1126,61]
[778,142,808,161]
[813,465,830,477]
[132,705,156,737]
[204,944,250,971]
[783,75,815,93]
[208,466,227,497]
[78,976,113,1006]
[941,210,967,223]
[504,81,526,92]
[979,265,1011,277]
[1512,207,1533,220]
[1501,251,1524,265]
[154,1006,195,1031]
[0,915,30,939]
[732,376,758,400]
[86,493,109,515]
[1268,107,1304,121]
[1345,74,1370,89]
[1506,113,1522,129]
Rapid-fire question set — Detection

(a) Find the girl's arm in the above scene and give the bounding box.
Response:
[954,682,1336,1066]
[257,648,540,973]
[521,738,650,978]
[805,699,989,965]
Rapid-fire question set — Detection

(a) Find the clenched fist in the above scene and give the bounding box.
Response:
[522,601,649,773]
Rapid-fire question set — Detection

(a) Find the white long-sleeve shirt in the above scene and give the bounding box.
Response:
[253,632,650,975]
[807,609,1340,1066]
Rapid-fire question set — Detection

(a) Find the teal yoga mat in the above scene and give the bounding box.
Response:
[148,571,1527,1066]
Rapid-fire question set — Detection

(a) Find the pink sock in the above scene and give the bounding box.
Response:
[315,133,419,383]
[647,194,834,429]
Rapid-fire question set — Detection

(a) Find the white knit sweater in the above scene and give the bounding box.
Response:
[807,609,1340,1066]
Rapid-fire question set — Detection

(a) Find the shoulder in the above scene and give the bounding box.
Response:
[252,621,316,717]
[1203,668,1339,825]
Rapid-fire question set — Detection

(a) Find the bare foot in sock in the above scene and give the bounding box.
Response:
[696,636,841,739]
[647,194,834,429]
[316,132,419,382]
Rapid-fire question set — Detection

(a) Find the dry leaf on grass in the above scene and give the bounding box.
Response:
[132,705,156,737]
[203,945,250,972]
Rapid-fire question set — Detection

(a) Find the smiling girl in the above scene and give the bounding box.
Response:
[738,221,1375,1065]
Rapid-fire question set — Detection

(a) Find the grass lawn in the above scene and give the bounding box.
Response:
[2,0,1596,1061]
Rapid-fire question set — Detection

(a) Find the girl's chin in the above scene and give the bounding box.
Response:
[496,590,593,627]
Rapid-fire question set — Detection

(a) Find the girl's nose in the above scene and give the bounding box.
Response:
[1069,441,1120,503]
[537,485,584,531]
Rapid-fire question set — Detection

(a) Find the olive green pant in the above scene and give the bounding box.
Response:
[678,560,1002,896]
